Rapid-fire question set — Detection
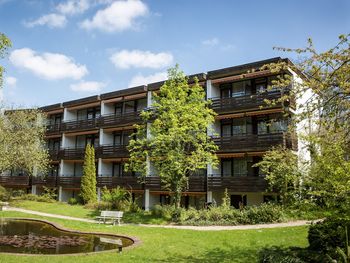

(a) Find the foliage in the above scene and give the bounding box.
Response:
[41,186,57,201]
[0,109,50,176]
[0,32,11,89]
[80,144,97,204]
[0,185,10,201]
[254,146,302,206]
[101,186,127,210]
[152,203,285,225]
[16,193,56,203]
[258,246,323,263]
[68,197,79,205]
[126,65,218,208]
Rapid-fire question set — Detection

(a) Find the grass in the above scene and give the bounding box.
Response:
[10,200,169,224]
[0,210,309,263]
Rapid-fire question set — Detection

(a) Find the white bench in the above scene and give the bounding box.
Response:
[96,211,124,226]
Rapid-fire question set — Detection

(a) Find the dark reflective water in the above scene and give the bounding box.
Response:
[0,219,133,254]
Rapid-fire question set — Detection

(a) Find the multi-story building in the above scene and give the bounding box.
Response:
[0,57,303,210]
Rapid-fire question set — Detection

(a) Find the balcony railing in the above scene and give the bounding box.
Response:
[46,123,61,135]
[60,147,86,160]
[32,176,57,187]
[213,132,298,152]
[96,145,129,158]
[97,176,143,190]
[145,176,207,192]
[0,175,30,187]
[57,176,82,188]
[60,118,99,133]
[210,89,294,114]
[48,148,61,161]
[99,111,142,128]
[207,175,267,192]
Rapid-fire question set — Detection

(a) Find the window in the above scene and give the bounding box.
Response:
[222,159,232,176]
[257,119,268,134]
[114,103,123,115]
[230,195,247,209]
[220,83,231,98]
[232,118,246,135]
[232,80,251,97]
[137,98,147,111]
[112,163,121,177]
[255,78,267,94]
[124,100,135,113]
[233,158,247,177]
[269,118,288,133]
[222,124,231,137]
[113,133,122,145]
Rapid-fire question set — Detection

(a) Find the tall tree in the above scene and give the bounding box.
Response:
[126,65,218,208]
[0,109,49,175]
[0,33,11,90]
[80,144,97,204]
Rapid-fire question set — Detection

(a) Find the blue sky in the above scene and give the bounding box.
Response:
[0,0,349,107]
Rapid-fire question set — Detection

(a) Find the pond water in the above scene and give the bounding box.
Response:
[0,218,134,254]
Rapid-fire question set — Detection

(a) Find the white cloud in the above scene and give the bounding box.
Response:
[9,48,88,80]
[80,0,148,32]
[202,37,219,46]
[70,81,105,92]
[24,13,67,28]
[56,0,90,15]
[128,72,167,87]
[5,76,17,86]
[110,50,173,69]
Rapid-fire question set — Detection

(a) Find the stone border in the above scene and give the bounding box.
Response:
[0,218,142,256]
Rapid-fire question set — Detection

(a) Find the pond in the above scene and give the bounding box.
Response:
[0,218,135,255]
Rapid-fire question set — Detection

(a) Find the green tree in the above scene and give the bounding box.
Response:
[0,33,12,90]
[0,109,49,176]
[126,65,218,208]
[80,144,97,204]
[254,147,302,206]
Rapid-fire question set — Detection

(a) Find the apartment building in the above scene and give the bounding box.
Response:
[0,57,303,210]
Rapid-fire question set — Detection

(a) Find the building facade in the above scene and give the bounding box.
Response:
[0,57,302,210]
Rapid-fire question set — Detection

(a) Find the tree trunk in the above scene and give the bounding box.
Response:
[173,189,182,209]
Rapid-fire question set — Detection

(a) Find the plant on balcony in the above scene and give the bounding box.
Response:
[80,144,97,204]
[126,65,218,208]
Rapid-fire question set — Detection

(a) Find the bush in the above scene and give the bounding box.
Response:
[101,186,128,210]
[258,246,323,263]
[41,187,57,201]
[85,201,111,211]
[0,186,10,201]
[68,197,78,205]
[308,217,350,255]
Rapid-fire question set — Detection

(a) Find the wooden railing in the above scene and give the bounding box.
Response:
[60,118,99,132]
[48,148,61,161]
[46,123,61,135]
[207,175,267,192]
[96,145,129,158]
[0,176,30,187]
[144,176,207,192]
[60,147,86,160]
[213,132,297,152]
[57,176,82,188]
[32,176,57,187]
[210,89,294,114]
[99,111,142,128]
[97,176,143,190]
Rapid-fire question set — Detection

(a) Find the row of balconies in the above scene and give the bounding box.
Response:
[0,174,267,192]
[46,90,294,135]
[48,132,297,161]
[46,111,142,135]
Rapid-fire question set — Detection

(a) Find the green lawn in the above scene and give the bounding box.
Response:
[10,200,168,224]
[0,210,309,263]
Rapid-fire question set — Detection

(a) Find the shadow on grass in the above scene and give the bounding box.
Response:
[154,245,258,263]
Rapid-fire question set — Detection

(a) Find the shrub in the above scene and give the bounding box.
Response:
[41,186,57,201]
[308,217,350,255]
[245,203,285,224]
[10,189,25,198]
[68,197,78,205]
[85,201,111,211]
[101,186,128,210]
[0,186,10,201]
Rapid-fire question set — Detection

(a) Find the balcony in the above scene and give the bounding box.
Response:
[57,176,81,188]
[210,90,294,114]
[46,123,61,135]
[48,148,61,161]
[97,176,143,190]
[60,147,88,160]
[60,118,99,133]
[96,145,129,158]
[145,176,207,192]
[99,111,142,128]
[32,176,57,187]
[0,176,30,187]
[213,132,298,153]
[207,175,267,192]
